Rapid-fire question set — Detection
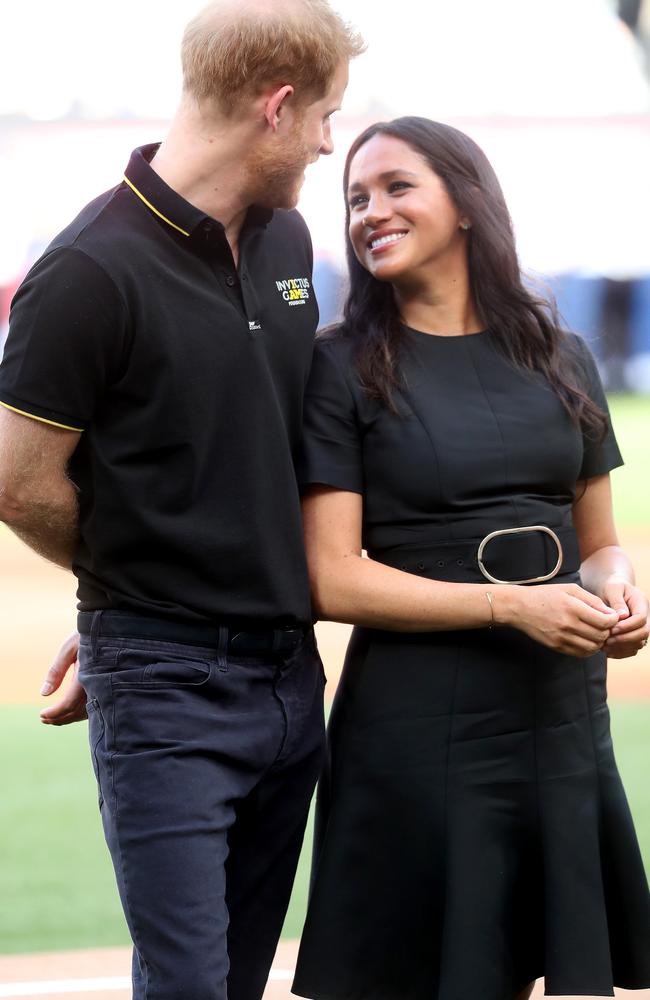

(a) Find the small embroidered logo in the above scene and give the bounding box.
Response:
[248,320,262,332]
[275,276,311,307]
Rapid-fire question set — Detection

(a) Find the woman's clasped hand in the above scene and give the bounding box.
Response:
[493,582,630,657]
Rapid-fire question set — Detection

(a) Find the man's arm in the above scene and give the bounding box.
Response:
[0,405,81,568]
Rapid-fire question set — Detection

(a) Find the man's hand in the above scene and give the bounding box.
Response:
[40,631,87,725]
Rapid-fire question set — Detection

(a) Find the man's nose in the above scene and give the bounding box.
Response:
[319,120,334,156]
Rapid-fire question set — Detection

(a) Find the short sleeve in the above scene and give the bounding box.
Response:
[569,334,623,479]
[0,247,128,431]
[297,338,364,494]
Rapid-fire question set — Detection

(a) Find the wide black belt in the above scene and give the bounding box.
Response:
[370,524,580,585]
[78,610,309,657]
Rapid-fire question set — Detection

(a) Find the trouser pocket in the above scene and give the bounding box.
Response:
[86,697,105,808]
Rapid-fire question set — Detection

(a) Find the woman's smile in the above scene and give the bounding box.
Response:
[367,229,409,254]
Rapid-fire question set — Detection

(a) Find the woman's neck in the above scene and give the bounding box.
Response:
[392,263,482,337]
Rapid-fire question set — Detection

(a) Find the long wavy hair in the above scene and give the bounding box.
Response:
[339,116,606,437]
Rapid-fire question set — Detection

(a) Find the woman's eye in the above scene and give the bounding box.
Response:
[348,194,368,208]
[389,181,411,193]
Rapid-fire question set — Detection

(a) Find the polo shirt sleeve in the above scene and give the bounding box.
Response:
[568,333,623,480]
[0,247,128,432]
[297,337,364,494]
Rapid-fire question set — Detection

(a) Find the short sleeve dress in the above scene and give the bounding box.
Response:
[292,327,650,1000]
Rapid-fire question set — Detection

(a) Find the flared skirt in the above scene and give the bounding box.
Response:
[293,625,650,1000]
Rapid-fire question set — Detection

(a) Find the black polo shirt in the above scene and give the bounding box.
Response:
[0,144,319,625]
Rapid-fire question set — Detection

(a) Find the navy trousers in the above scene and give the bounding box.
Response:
[78,613,325,1000]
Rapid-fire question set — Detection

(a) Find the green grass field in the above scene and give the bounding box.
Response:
[0,703,315,953]
[608,394,650,525]
[0,394,648,956]
[0,702,648,955]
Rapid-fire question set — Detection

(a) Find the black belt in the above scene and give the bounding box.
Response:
[371,524,580,585]
[77,611,309,657]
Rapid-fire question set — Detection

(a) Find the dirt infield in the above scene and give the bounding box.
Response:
[0,942,299,999]
[0,943,648,1000]
[2,527,649,706]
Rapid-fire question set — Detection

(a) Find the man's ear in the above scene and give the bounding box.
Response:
[263,84,295,131]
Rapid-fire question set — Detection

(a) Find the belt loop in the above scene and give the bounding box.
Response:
[89,610,103,656]
[217,625,229,670]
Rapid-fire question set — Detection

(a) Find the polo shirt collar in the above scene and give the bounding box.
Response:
[123,144,273,239]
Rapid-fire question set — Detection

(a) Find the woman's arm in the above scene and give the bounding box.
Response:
[302,485,618,657]
[573,473,649,657]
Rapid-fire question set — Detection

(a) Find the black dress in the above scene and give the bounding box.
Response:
[292,327,650,1000]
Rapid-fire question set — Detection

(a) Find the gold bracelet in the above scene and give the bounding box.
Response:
[485,590,494,629]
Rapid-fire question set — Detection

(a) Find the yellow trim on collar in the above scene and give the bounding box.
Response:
[123,175,190,237]
[0,400,83,433]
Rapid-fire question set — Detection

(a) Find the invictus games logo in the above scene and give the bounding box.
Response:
[275,276,311,306]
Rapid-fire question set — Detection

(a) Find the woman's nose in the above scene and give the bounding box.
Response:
[362,198,391,228]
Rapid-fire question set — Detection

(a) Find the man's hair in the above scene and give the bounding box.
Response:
[181,0,364,115]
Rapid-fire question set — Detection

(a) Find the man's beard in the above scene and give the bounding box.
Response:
[245,131,312,210]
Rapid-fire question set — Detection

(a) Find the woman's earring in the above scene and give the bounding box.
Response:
[460,221,471,230]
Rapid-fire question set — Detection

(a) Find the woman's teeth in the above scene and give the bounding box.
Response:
[370,233,407,250]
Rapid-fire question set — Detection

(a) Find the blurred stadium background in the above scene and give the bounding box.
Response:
[1,0,650,995]
[3,0,650,388]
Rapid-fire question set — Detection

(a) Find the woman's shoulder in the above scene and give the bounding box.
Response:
[314,324,355,355]
[308,325,367,407]
[552,329,609,409]
[556,328,584,350]
[555,329,599,377]
[555,328,593,359]
[312,324,358,373]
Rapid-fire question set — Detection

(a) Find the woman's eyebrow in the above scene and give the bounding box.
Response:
[348,169,419,194]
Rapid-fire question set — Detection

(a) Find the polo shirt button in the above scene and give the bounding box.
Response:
[226,275,236,287]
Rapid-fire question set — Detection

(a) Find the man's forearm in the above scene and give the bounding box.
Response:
[0,480,79,569]
[0,406,82,568]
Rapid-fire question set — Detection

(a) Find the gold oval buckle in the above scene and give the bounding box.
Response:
[477,525,563,585]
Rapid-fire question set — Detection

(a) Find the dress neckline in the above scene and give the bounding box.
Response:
[403,324,491,341]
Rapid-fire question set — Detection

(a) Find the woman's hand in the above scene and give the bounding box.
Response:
[572,475,648,659]
[497,583,619,657]
[600,576,649,658]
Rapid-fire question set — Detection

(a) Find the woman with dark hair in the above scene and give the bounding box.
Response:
[292,118,650,1000]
